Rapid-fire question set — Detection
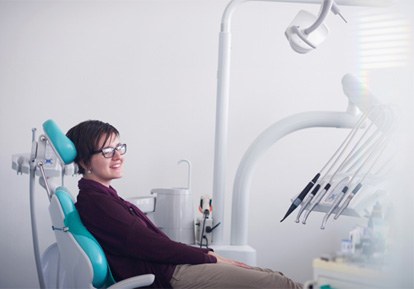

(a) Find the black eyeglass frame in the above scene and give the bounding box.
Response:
[92,143,127,158]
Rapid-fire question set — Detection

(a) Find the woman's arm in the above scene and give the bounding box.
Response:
[77,192,217,265]
[207,251,251,269]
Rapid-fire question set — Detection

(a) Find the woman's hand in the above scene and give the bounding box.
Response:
[208,251,252,269]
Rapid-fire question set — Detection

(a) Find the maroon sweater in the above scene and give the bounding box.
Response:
[75,178,217,288]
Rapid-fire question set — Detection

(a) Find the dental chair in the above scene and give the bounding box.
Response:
[39,120,155,289]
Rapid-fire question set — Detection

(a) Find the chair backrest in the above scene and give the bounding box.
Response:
[43,119,115,288]
[49,187,115,288]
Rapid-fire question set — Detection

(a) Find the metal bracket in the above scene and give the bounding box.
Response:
[52,226,69,232]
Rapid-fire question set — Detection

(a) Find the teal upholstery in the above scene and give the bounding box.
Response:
[43,119,115,287]
[43,119,77,165]
[55,188,116,288]
[45,120,154,288]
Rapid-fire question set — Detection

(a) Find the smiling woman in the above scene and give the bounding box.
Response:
[66,120,123,176]
[83,137,126,187]
[64,119,302,289]
[66,121,128,188]
[83,135,126,188]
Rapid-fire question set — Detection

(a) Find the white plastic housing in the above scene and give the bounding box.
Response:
[151,188,195,244]
[285,10,329,53]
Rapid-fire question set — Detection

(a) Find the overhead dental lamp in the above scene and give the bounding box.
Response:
[285,0,347,53]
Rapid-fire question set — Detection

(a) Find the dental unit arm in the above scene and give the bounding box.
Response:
[287,77,394,228]
[230,73,393,247]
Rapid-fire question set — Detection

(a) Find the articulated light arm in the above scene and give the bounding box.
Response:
[221,0,333,32]
[220,0,386,32]
[213,0,340,245]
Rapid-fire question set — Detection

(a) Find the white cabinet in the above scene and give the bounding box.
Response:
[305,258,391,289]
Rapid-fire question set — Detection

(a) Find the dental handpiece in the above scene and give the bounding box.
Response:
[321,185,349,229]
[295,194,312,223]
[334,183,362,220]
[295,182,322,223]
[280,173,320,223]
[301,182,331,224]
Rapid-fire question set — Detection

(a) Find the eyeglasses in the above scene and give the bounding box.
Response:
[92,143,127,158]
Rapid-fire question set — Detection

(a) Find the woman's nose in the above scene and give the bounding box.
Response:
[112,150,123,159]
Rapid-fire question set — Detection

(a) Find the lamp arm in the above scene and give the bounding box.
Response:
[220,0,375,33]
[221,0,325,32]
[304,0,333,34]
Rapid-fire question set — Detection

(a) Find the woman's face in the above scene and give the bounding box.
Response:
[83,133,125,187]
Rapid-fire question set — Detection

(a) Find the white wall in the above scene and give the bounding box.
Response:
[0,0,412,288]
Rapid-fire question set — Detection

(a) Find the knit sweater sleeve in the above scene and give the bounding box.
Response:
[76,191,217,265]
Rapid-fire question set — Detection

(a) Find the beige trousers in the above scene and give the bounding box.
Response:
[170,263,303,289]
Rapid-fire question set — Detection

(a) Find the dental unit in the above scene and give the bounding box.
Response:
[11,0,397,288]
[212,0,394,264]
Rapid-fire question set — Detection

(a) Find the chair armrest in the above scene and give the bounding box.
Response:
[107,274,155,289]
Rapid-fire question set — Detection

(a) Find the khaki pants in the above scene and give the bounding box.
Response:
[170,263,303,289]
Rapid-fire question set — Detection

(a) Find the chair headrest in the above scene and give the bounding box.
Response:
[43,119,77,165]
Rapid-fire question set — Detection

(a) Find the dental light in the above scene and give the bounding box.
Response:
[285,0,347,54]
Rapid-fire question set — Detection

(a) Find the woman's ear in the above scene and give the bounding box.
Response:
[79,160,89,174]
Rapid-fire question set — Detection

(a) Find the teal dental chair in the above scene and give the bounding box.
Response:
[42,119,155,289]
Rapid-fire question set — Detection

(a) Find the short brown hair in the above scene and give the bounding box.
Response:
[66,120,119,174]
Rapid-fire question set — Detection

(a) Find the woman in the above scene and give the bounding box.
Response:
[67,120,303,289]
